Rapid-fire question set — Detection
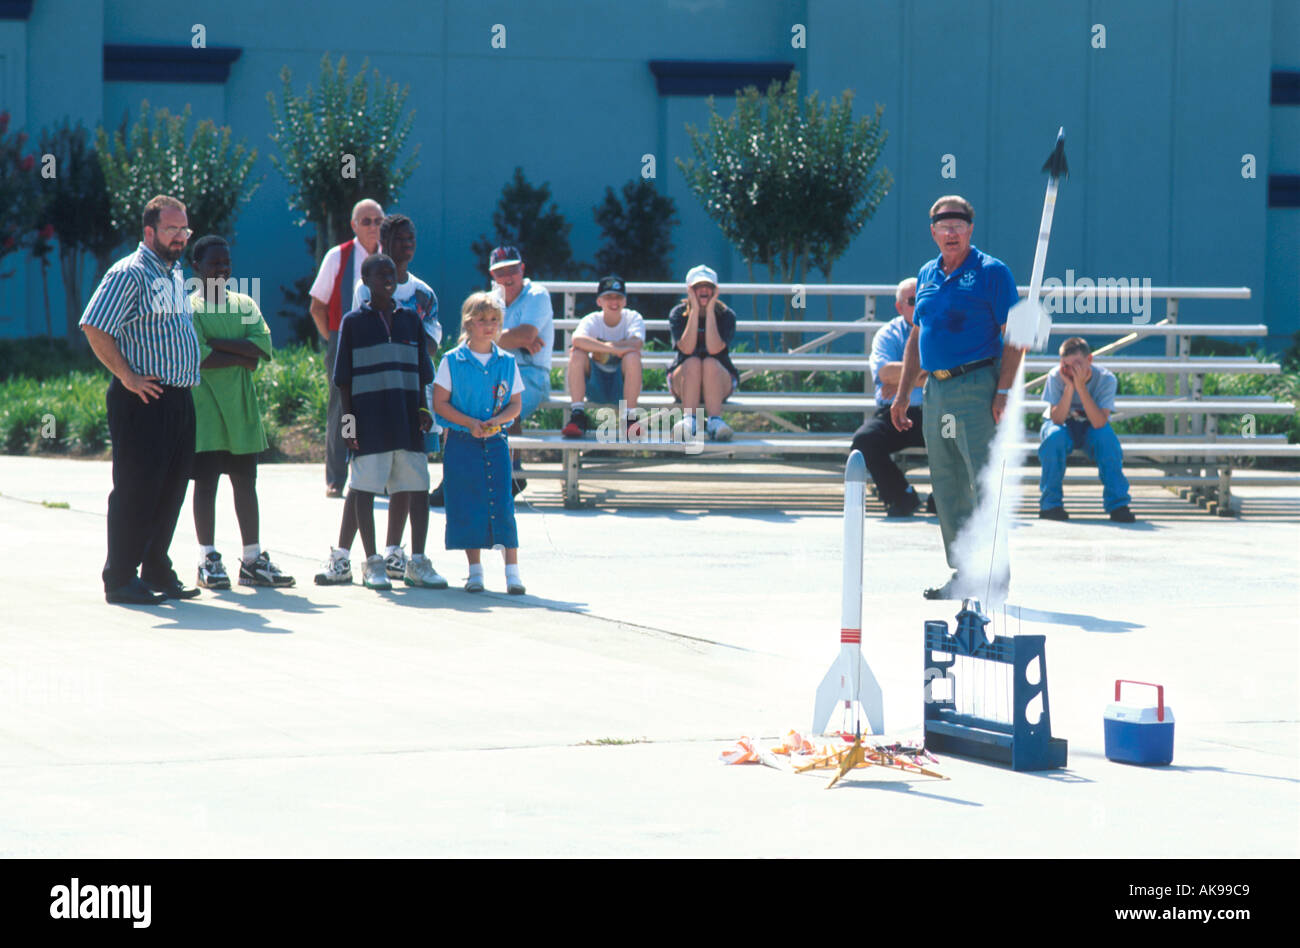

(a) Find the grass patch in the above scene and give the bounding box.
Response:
[578,737,650,746]
[41,500,70,508]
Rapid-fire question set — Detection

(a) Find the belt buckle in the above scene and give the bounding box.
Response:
[934,369,952,380]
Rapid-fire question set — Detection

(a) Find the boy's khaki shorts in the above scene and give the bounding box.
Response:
[348,449,430,494]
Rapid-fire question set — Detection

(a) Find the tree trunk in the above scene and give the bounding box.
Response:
[745,260,770,351]
[40,259,52,337]
[823,262,834,320]
[61,248,85,342]
[781,251,800,351]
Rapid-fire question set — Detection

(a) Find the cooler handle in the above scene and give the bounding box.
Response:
[1114,679,1164,722]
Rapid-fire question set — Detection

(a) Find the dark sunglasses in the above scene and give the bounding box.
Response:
[906,296,916,305]
[356,216,383,227]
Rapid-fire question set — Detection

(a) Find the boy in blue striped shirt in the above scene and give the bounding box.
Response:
[318,254,447,590]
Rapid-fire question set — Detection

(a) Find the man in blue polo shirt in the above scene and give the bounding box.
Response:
[890,195,1026,599]
[850,278,935,516]
[489,245,554,496]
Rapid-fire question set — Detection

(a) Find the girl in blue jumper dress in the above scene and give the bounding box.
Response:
[433,292,527,594]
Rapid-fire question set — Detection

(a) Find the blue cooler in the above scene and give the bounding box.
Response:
[1104,680,1174,766]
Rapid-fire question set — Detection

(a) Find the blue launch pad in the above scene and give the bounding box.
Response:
[924,601,1068,772]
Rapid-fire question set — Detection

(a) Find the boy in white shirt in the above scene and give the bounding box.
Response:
[562,275,645,439]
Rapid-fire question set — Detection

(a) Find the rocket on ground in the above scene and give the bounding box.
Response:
[811,450,884,737]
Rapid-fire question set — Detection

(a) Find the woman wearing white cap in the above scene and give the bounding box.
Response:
[666,265,739,441]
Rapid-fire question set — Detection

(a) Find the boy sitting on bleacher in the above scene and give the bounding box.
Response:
[562,275,645,440]
[1038,336,1136,522]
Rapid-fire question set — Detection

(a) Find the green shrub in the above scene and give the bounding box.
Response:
[0,370,109,453]
[255,344,328,428]
[0,337,100,381]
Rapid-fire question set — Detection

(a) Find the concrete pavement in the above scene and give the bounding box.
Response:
[1,455,1296,857]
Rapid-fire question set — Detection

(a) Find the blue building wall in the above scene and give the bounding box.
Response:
[1,0,1294,349]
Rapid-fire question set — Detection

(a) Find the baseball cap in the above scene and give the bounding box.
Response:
[596,275,626,297]
[488,246,523,271]
[685,264,718,287]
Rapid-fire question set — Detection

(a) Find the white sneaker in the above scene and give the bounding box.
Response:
[314,549,352,585]
[404,554,449,589]
[239,551,295,587]
[197,552,231,589]
[671,414,698,443]
[384,547,408,579]
[706,417,733,441]
[362,554,392,590]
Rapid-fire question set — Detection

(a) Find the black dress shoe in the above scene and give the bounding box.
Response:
[428,483,444,508]
[105,578,166,605]
[142,573,201,600]
[1038,507,1069,521]
[923,573,960,600]
[885,489,921,518]
[1109,505,1136,523]
[512,476,527,497]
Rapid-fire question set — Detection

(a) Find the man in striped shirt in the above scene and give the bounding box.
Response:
[81,194,203,605]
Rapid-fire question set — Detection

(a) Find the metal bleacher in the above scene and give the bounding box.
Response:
[511,282,1298,512]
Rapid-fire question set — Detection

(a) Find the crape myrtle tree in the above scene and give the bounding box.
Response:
[0,110,39,278]
[471,167,580,284]
[678,72,891,347]
[592,178,678,320]
[97,102,260,259]
[267,54,419,338]
[36,119,119,339]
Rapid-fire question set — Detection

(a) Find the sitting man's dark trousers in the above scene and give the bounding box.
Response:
[103,380,196,590]
[852,404,925,508]
[854,278,928,514]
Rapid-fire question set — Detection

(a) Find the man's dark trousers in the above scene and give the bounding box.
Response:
[851,404,925,506]
[103,379,196,590]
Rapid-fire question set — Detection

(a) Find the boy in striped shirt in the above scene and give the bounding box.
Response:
[319,254,446,590]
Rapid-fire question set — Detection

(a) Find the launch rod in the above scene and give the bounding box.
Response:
[1026,127,1069,307]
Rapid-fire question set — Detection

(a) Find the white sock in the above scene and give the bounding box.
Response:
[571,401,584,412]
[199,544,216,561]
[332,546,349,560]
[468,563,484,579]
[385,544,401,557]
[505,564,522,585]
[243,543,261,564]
[708,415,723,427]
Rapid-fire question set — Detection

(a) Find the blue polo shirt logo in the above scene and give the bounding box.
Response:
[958,270,976,290]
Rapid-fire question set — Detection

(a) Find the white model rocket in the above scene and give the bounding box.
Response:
[1006,127,1070,351]
[812,450,885,736]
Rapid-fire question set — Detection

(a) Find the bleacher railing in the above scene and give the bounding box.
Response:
[543,281,1262,440]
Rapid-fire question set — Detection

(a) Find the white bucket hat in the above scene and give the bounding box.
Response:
[685,264,718,287]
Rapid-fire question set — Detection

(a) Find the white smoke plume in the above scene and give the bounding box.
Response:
[948,357,1029,611]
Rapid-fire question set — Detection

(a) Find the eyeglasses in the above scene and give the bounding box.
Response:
[932,221,970,235]
[356,216,383,227]
[158,225,192,238]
